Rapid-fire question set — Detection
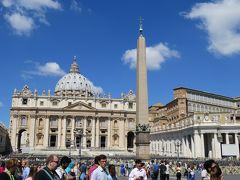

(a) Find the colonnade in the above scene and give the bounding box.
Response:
[151,131,240,159]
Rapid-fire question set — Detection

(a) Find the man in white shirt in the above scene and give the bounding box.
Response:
[129,159,147,180]
[91,154,108,180]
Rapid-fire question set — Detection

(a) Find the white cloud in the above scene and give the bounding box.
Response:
[122,42,180,70]
[37,62,66,76]
[4,13,34,35]
[185,0,240,56]
[1,0,61,35]
[2,0,13,7]
[18,0,61,11]
[22,62,66,78]
[89,81,103,95]
[70,0,82,13]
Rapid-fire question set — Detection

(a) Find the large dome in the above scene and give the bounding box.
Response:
[55,57,99,97]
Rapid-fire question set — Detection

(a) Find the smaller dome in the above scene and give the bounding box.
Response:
[55,57,100,97]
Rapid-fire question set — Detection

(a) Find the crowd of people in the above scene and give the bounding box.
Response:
[0,154,227,180]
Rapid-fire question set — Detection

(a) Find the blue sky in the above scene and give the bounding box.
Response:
[1,0,240,127]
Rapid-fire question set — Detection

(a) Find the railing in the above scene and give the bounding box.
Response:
[151,113,240,133]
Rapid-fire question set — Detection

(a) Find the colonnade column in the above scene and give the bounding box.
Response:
[191,135,195,158]
[91,118,96,148]
[214,133,221,158]
[194,132,201,158]
[96,117,99,148]
[83,117,87,148]
[201,133,205,158]
[43,117,49,148]
[186,136,190,158]
[235,133,239,158]
[61,116,66,148]
[181,136,186,158]
[107,118,111,148]
[226,133,229,144]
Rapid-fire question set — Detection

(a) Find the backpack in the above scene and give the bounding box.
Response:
[160,164,166,175]
[153,164,159,175]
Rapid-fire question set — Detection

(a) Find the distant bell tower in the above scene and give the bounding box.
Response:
[136,17,150,160]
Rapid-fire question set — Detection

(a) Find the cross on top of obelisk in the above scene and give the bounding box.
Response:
[139,16,144,35]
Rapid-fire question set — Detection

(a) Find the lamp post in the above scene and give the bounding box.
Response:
[69,141,74,157]
[74,129,84,159]
[175,139,181,161]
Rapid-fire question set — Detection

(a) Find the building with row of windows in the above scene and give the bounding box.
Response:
[9,58,136,156]
[150,87,240,159]
[0,122,11,155]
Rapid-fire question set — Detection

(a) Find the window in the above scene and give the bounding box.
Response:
[21,116,27,126]
[129,102,133,109]
[50,118,57,128]
[87,140,91,148]
[22,98,28,105]
[101,103,106,108]
[40,101,44,106]
[87,120,91,126]
[67,119,71,127]
[52,101,58,106]
[50,135,57,147]
[114,104,118,109]
[75,118,82,127]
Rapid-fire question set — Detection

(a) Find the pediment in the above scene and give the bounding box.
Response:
[63,101,96,111]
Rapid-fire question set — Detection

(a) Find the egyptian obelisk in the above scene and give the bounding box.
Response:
[136,17,150,160]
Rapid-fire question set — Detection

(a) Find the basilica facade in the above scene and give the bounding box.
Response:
[9,58,136,156]
[150,87,240,159]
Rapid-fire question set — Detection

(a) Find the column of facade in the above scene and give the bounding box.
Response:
[43,117,49,148]
[125,119,129,150]
[107,118,111,148]
[11,115,18,151]
[235,133,239,158]
[29,115,36,150]
[83,117,87,148]
[71,117,75,146]
[226,133,229,144]
[214,133,222,158]
[201,133,205,158]
[96,117,100,148]
[57,117,62,148]
[119,119,125,148]
[91,118,96,148]
[194,132,202,158]
[61,116,66,148]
